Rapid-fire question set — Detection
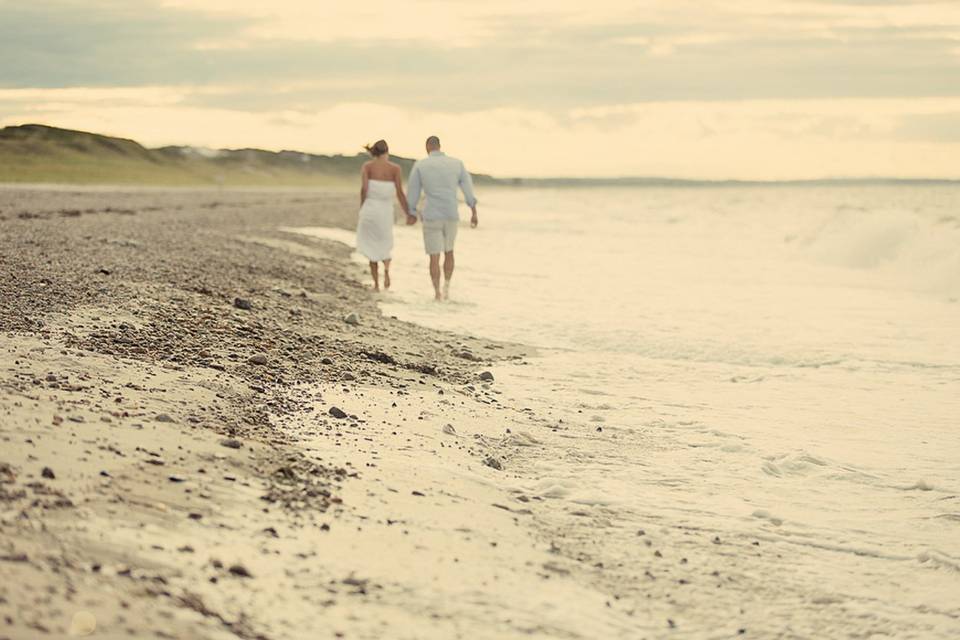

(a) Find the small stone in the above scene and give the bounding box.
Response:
[342,372,356,381]
[168,475,186,483]
[233,298,253,310]
[479,371,494,382]
[220,438,243,449]
[483,456,503,471]
[187,512,203,520]
[247,354,268,366]
[41,467,56,480]
[320,357,334,365]
[328,406,348,419]
[155,414,175,423]
[228,563,253,578]
[69,611,97,637]
[0,553,28,563]
[344,312,360,326]
[442,424,457,436]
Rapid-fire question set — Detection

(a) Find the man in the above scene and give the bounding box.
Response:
[405,136,478,301]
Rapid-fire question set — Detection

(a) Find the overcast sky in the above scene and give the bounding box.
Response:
[1,0,959,178]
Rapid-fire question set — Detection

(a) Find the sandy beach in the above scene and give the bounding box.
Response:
[2,186,959,640]
[0,187,575,639]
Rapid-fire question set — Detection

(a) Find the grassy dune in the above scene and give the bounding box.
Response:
[0,124,450,188]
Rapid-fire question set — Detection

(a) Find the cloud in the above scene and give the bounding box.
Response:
[2,0,959,111]
[2,0,959,177]
[894,111,960,141]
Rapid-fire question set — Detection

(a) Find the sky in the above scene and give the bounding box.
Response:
[1,0,959,179]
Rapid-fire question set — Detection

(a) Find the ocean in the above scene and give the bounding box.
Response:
[303,183,960,634]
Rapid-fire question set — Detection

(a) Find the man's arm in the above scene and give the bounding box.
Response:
[458,162,478,227]
[406,163,421,224]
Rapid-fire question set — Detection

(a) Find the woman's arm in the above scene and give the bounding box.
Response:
[360,164,369,206]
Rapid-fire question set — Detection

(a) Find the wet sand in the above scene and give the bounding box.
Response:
[0,187,588,639]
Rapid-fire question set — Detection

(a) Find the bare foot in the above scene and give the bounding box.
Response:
[384,271,391,290]
[434,291,443,301]
[442,280,450,300]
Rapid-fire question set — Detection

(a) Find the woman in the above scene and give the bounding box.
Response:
[356,139,409,291]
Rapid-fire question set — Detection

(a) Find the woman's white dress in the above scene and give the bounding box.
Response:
[356,179,395,262]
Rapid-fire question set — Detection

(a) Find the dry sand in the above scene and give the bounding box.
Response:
[0,187,639,639]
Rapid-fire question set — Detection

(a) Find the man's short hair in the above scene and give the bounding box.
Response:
[426,135,441,148]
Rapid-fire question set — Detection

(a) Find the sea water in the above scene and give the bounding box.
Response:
[304,184,960,633]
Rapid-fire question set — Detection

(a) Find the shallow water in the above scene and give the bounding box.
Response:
[301,184,960,633]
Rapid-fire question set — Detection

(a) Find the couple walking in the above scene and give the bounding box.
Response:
[356,135,478,300]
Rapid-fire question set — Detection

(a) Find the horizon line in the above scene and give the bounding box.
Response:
[4,123,960,186]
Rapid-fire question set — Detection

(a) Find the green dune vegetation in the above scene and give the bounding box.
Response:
[0,124,496,188]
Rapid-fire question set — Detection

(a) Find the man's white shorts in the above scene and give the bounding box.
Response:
[422,218,459,255]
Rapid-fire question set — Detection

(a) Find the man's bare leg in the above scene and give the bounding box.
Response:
[369,261,380,292]
[442,251,454,300]
[428,254,442,300]
[383,259,391,290]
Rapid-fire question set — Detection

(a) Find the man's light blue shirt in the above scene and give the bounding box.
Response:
[407,151,477,221]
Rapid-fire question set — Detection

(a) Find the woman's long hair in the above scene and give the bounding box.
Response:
[364,139,388,157]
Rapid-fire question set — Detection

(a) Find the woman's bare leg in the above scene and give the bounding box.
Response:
[369,261,380,291]
[383,259,391,290]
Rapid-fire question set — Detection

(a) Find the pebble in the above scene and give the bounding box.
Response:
[328,406,348,419]
[41,466,56,479]
[233,298,253,310]
[247,354,268,366]
[220,438,243,449]
[442,424,457,436]
[483,456,503,471]
[0,553,29,563]
[155,413,176,423]
[479,371,495,381]
[344,312,360,326]
[228,563,253,578]
[69,612,97,637]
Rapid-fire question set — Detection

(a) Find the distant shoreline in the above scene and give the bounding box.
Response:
[498,177,960,188]
[2,123,958,189]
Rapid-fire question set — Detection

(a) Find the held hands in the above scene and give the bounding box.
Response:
[405,214,418,226]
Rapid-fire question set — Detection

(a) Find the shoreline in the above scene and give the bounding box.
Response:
[4,186,958,639]
[1,186,583,639]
